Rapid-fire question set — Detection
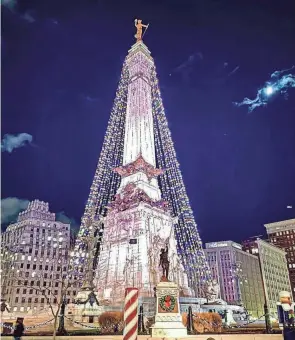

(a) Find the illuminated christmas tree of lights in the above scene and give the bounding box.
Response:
[72,21,211,297]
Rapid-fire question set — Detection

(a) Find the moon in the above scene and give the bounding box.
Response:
[265,86,274,96]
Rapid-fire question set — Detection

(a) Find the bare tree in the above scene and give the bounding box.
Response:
[2,250,82,340]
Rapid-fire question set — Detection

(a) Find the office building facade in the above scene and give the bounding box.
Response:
[264,219,295,299]
[1,200,77,313]
[242,238,291,317]
[205,241,264,318]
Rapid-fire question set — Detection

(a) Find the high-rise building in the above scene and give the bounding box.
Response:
[1,200,77,313]
[204,241,264,318]
[242,238,291,317]
[73,21,211,302]
[264,219,295,299]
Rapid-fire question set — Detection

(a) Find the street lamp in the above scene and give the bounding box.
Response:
[57,294,67,336]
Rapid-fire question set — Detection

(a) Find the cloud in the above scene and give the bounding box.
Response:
[56,211,80,233]
[80,94,99,102]
[2,1,35,23]
[227,65,240,78]
[22,10,35,23]
[1,0,17,11]
[176,53,203,70]
[1,133,33,153]
[169,52,203,76]
[234,65,295,112]
[1,197,29,225]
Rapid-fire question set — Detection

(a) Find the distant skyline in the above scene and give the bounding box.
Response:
[2,0,295,244]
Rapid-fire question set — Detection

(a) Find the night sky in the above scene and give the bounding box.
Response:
[2,0,295,244]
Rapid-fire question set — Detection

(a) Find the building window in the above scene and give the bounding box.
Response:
[27,264,30,269]
[21,298,26,303]
[16,288,20,294]
[29,289,33,294]
[41,298,45,303]
[35,298,38,303]
[28,298,32,303]
[15,297,19,303]
[23,289,27,294]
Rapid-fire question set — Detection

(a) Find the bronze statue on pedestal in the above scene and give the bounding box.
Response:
[159,245,170,280]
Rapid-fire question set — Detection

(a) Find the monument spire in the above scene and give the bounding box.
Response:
[73,21,211,300]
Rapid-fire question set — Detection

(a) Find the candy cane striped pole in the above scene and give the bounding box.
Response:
[123,288,139,340]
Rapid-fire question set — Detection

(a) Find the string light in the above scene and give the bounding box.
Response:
[71,62,129,274]
[73,44,212,289]
[151,66,212,288]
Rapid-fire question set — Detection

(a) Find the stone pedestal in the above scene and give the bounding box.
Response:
[151,280,187,338]
[71,283,104,327]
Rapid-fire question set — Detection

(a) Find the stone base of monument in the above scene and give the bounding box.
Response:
[150,280,187,338]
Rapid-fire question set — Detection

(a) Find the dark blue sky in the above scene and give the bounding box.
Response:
[2,0,295,243]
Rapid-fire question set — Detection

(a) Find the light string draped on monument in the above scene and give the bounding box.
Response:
[71,63,129,273]
[72,21,211,288]
[151,67,212,286]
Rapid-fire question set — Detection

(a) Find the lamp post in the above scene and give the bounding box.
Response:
[187,305,195,334]
[138,305,146,333]
[230,261,247,305]
[256,246,272,334]
[57,294,67,336]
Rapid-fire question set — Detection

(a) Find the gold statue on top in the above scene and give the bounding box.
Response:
[134,19,148,42]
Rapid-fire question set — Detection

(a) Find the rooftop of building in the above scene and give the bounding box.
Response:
[243,237,286,256]
[256,238,286,255]
[205,240,242,250]
[264,218,295,233]
[5,199,70,233]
